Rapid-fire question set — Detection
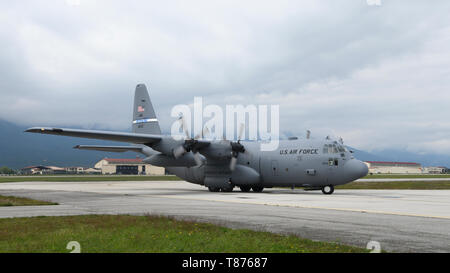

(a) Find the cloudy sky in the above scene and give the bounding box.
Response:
[1,0,449,155]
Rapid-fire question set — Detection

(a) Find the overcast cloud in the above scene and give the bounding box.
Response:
[0,0,449,155]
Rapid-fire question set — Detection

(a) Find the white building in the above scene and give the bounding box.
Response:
[81,168,102,174]
[21,166,67,175]
[424,166,448,174]
[94,158,165,175]
[365,161,423,174]
[65,167,102,174]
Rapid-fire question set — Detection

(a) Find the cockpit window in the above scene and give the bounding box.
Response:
[332,145,338,153]
[323,144,341,154]
[328,158,339,166]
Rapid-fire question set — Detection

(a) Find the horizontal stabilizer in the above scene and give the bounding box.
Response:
[25,127,162,144]
[74,145,146,154]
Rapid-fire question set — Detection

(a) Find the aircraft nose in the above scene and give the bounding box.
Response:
[345,159,369,181]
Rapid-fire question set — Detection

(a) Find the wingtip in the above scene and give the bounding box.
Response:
[25,127,40,133]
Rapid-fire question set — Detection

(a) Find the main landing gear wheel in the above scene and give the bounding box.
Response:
[208,187,220,192]
[251,186,264,193]
[321,185,334,195]
[239,186,251,192]
[221,185,235,192]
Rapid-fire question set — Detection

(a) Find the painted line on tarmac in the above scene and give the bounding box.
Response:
[157,195,450,220]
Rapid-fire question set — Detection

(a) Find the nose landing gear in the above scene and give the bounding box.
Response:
[321,185,334,195]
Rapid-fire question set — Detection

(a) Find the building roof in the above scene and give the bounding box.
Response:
[21,165,65,171]
[102,158,143,164]
[46,166,65,171]
[21,166,50,170]
[365,161,421,166]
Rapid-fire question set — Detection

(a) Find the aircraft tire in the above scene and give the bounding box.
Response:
[321,185,334,195]
[251,186,264,193]
[221,185,234,192]
[208,187,220,192]
[240,186,251,192]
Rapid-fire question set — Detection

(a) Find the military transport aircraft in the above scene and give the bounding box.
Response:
[26,84,368,194]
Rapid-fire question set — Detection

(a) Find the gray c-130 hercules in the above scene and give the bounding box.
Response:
[26,84,368,194]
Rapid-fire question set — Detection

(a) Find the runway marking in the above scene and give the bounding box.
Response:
[157,195,450,220]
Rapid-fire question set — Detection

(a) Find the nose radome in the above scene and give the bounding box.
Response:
[345,159,369,181]
[359,161,369,178]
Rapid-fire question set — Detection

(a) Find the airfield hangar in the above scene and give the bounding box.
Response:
[94,158,165,175]
[364,161,423,174]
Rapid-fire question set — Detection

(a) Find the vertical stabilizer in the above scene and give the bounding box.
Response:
[132,84,162,135]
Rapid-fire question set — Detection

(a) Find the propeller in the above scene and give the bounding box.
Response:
[173,115,209,167]
[229,123,246,171]
[192,127,209,166]
[173,115,191,158]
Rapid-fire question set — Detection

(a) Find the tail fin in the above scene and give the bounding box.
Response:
[132,84,162,135]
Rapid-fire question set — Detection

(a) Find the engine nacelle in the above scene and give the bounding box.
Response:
[200,142,232,161]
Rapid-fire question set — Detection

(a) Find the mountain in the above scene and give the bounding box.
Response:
[368,149,450,167]
[349,147,450,167]
[0,120,137,169]
[347,147,386,162]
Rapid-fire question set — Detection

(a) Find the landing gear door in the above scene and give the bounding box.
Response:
[327,158,338,183]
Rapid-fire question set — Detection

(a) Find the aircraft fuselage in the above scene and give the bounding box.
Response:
[166,138,368,189]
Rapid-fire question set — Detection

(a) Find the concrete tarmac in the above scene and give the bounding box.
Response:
[1,180,450,252]
[357,178,450,182]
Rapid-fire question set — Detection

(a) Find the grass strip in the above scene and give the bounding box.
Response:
[0,195,58,206]
[0,215,365,253]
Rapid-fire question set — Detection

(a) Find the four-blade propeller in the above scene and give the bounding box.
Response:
[229,123,246,171]
[173,116,248,171]
[172,116,209,166]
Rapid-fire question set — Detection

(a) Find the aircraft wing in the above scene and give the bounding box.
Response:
[25,127,162,145]
[73,145,146,153]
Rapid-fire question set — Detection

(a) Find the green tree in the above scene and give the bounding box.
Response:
[0,167,16,175]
